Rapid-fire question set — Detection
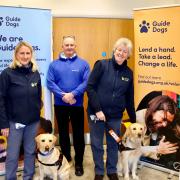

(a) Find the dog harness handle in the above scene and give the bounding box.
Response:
[108,128,136,152]
[108,129,122,143]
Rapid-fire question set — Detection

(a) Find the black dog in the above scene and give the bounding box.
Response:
[38,117,53,135]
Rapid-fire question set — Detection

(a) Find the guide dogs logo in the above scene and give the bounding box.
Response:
[0,16,20,28]
[139,20,170,34]
[139,20,150,33]
[0,17,3,26]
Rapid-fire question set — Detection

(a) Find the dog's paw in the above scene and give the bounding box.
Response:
[132,174,139,180]
[33,175,40,180]
[124,175,130,180]
[117,172,123,177]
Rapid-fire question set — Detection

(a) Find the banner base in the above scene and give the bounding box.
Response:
[139,160,179,177]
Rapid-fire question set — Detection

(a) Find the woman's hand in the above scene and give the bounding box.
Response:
[157,136,179,155]
[96,111,106,121]
[1,128,9,137]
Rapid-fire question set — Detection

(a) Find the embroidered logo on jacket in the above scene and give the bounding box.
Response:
[72,69,79,72]
[121,77,129,81]
[31,82,37,87]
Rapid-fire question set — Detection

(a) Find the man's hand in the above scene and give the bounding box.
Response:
[69,98,76,105]
[62,93,76,104]
[96,111,106,121]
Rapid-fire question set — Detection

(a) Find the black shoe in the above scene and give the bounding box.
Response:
[107,173,119,180]
[94,174,104,180]
[75,165,84,176]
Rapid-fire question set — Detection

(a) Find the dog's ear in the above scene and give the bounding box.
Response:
[35,135,42,148]
[143,125,147,137]
[141,125,149,146]
[35,134,41,143]
[52,135,57,144]
[122,126,131,141]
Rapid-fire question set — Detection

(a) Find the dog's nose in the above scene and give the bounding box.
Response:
[138,133,142,138]
[45,146,49,151]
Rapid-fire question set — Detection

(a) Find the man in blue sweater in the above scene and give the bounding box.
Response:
[47,36,90,176]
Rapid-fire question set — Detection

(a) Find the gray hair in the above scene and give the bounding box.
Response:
[113,38,133,58]
[62,35,76,44]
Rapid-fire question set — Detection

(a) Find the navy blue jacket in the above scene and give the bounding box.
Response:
[0,65,41,129]
[87,57,136,122]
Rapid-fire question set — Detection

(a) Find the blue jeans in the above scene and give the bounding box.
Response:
[88,116,121,175]
[6,121,39,180]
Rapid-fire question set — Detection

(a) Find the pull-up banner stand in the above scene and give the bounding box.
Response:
[134,5,180,176]
[0,6,52,174]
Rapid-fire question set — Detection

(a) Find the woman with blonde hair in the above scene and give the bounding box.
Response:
[0,41,41,179]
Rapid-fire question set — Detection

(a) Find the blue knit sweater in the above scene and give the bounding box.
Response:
[47,54,90,106]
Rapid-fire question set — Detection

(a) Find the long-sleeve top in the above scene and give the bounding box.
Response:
[87,57,136,122]
[46,54,90,106]
[0,65,41,129]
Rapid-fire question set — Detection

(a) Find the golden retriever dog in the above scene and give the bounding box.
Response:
[35,134,70,180]
[117,123,146,180]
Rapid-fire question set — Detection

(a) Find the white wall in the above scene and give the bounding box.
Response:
[0,0,179,18]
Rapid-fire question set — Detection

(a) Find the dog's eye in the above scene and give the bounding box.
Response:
[41,139,45,142]
[133,128,136,130]
[49,140,52,142]
[140,128,143,130]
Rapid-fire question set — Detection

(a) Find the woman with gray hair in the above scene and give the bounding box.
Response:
[87,37,135,180]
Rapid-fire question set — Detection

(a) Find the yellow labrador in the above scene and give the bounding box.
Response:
[117,123,146,180]
[35,134,70,180]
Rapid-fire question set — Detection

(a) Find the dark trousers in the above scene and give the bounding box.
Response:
[54,105,85,166]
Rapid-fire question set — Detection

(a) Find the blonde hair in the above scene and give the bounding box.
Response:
[113,38,133,58]
[10,41,38,72]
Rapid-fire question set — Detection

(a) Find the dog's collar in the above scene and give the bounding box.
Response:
[36,148,63,170]
[37,147,54,156]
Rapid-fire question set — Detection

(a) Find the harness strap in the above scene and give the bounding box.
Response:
[118,142,135,152]
[36,149,63,170]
